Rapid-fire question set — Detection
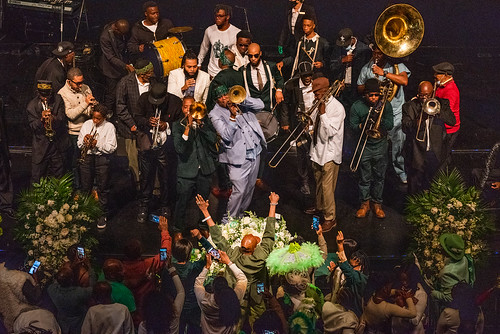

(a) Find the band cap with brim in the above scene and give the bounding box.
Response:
[439,233,465,261]
[312,77,329,92]
[336,28,353,47]
[298,61,313,77]
[37,80,52,97]
[433,62,454,75]
[52,41,74,57]
[364,78,380,94]
[214,85,229,99]
[148,82,167,105]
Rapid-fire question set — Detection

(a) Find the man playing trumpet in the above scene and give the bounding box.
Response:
[172,97,218,232]
[77,104,117,229]
[350,78,393,219]
[27,80,70,183]
[402,81,456,195]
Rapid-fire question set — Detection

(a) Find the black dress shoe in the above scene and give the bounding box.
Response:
[321,219,337,233]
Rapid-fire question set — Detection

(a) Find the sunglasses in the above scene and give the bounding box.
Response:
[238,43,250,47]
[248,54,260,59]
[368,93,380,97]
[70,79,84,86]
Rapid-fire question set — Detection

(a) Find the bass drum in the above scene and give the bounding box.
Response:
[144,37,185,78]
[255,111,279,143]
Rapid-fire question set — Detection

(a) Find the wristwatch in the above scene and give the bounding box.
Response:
[383,70,388,77]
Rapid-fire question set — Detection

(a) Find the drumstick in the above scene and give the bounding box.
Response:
[301,47,315,63]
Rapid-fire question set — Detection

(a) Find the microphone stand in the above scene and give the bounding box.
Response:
[60,0,64,42]
[235,5,250,32]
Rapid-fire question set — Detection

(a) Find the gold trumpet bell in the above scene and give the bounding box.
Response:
[190,101,207,120]
[229,85,246,104]
[374,4,424,58]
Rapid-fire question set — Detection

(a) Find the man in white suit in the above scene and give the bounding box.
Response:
[209,85,266,224]
[167,50,210,103]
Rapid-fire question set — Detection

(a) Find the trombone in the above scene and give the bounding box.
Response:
[268,80,344,168]
[349,82,391,172]
[416,81,441,142]
[180,101,207,129]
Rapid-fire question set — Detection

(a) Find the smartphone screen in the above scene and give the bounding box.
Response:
[160,248,167,261]
[312,215,320,231]
[256,282,264,294]
[77,247,85,259]
[208,247,221,260]
[29,261,41,275]
[149,214,160,223]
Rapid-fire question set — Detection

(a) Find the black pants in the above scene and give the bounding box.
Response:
[173,172,212,231]
[31,144,64,184]
[138,147,169,208]
[103,76,120,114]
[407,150,440,195]
[216,161,231,190]
[67,135,81,189]
[80,154,111,216]
[442,131,459,168]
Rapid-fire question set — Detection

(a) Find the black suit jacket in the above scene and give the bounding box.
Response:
[115,73,144,138]
[280,77,305,128]
[134,91,183,151]
[127,18,173,57]
[278,3,316,56]
[329,39,372,84]
[27,94,70,164]
[99,23,128,79]
[34,57,67,94]
[402,97,456,171]
[241,60,284,112]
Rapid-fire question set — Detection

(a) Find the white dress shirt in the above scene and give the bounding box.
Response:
[250,61,268,89]
[309,97,345,166]
[77,119,117,155]
[290,4,303,35]
[299,78,314,112]
[136,74,150,96]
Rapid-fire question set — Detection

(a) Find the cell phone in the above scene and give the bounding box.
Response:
[275,213,281,220]
[149,214,160,223]
[256,282,265,294]
[160,248,167,261]
[77,247,85,259]
[312,215,320,231]
[29,261,41,275]
[208,247,221,260]
[263,331,277,334]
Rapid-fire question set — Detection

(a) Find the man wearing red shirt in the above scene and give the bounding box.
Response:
[433,62,460,166]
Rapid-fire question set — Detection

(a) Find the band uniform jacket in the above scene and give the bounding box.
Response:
[27,94,71,164]
[402,97,456,171]
[127,18,173,56]
[206,68,244,111]
[115,73,155,139]
[241,60,284,112]
[134,91,183,151]
[34,57,67,94]
[209,97,266,166]
[99,23,129,79]
[167,68,210,103]
[329,40,372,85]
[280,77,306,128]
[278,3,316,54]
[172,116,218,179]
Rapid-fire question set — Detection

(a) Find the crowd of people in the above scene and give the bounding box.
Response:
[0,0,498,333]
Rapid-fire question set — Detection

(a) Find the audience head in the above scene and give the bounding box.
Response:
[52,41,75,65]
[92,281,112,304]
[182,49,199,77]
[123,238,143,261]
[283,270,310,296]
[214,4,232,28]
[247,43,262,67]
[350,250,369,274]
[365,271,396,301]
[92,104,109,126]
[254,310,284,334]
[212,276,241,326]
[393,263,423,293]
[67,244,82,262]
[134,58,154,82]
[67,67,84,92]
[218,49,235,70]
[182,96,195,117]
[103,258,124,282]
[143,290,175,333]
[114,19,130,36]
[56,266,74,288]
[240,234,261,255]
[302,14,316,35]
[172,238,193,263]
[236,30,252,56]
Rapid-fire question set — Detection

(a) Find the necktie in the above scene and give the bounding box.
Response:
[313,110,321,145]
[256,68,264,91]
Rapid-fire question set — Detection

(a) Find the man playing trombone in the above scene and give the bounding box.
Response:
[350,78,393,219]
[209,85,266,224]
[402,81,456,195]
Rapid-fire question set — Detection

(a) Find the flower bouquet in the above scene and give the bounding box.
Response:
[406,169,494,281]
[192,212,296,275]
[15,175,100,285]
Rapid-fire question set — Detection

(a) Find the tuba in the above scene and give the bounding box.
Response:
[374,4,424,101]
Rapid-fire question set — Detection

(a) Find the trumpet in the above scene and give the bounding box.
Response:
[79,125,98,163]
[416,81,441,142]
[350,81,391,172]
[268,80,344,168]
[151,107,163,150]
[42,100,55,141]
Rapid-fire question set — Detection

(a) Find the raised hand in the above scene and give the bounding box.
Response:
[195,194,209,212]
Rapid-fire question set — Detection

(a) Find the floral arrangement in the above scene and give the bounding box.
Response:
[191,212,296,275]
[15,175,100,285]
[406,169,494,280]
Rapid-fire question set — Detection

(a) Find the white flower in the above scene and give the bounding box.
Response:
[447,215,455,222]
[431,207,438,214]
[35,225,42,233]
[56,214,65,223]
[65,214,73,222]
[446,203,453,209]
[433,225,440,232]
[47,200,55,207]
[28,250,33,256]
[454,200,463,208]
[62,203,70,210]
[61,228,69,237]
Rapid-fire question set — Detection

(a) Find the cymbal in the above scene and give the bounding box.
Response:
[168,26,193,34]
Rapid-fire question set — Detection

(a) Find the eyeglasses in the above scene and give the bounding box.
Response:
[248,54,260,59]
[368,93,380,97]
[70,79,84,86]
[215,14,227,18]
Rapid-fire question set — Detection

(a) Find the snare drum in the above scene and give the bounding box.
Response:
[255,111,280,143]
[144,37,185,78]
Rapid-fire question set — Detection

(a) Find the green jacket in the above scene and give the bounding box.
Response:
[350,98,394,148]
[206,68,244,111]
[172,116,218,178]
[209,217,276,304]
